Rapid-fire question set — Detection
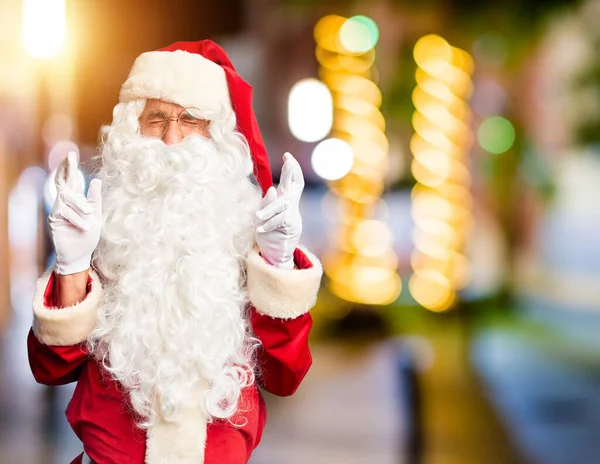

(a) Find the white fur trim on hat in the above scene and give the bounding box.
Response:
[32,270,102,346]
[247,247,323,320]
[145,385,209,464]
[119,50,233,116]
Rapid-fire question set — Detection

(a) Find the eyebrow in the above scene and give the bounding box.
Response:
[144,108,166,118]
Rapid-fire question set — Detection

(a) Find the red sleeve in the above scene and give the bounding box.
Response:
[27,272,92,385]
[27,329,88,385]
[250,248,314,397]
[250,310,312,397]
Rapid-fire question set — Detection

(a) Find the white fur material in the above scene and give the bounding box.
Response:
[32,270,102,346]
[145,386,209,464]
[89,115,260,429]
[247,248,323,319]
[119,50,233,117]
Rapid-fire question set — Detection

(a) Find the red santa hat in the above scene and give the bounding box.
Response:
[119,40,273,194]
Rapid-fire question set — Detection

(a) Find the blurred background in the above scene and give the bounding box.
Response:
[1,0,600,463]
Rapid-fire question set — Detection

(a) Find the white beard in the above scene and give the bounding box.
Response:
[87,133,262,427]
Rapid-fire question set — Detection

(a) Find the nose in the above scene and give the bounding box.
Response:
[162,119,184,146]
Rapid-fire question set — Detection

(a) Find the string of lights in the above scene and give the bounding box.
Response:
[312,15,401,305]
[408,35,475,312]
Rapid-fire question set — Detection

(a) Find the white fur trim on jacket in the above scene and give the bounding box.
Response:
[32,270,102,346]
[247,248,323,319]
[119,50,233,117]
[145,386,209,464]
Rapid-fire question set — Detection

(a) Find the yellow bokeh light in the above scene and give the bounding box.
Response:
[338,49,376,74]
[354,270,401,304]
[410,250,471,289]
[411,155,471,187]
[411,191,471,224]
[331,171,385,204]
[412,230,448,257]
[412,88,470,128]
[416,65,473,99]
[323,73,382,107]
[414,127,459,154]
[323,247,402,305]
[315,14,399,306]
[335,110,386,137]
[409,270,456,312]
[315,46,343,70]
[410,36,474,313]
[410,133,460,160]
[412,110,469,145]
[435,67,473,98]
[414,78,456,106]
[413,35,453,75]
[412,214,456,241]
[451,47,475,75]
[423,183,472,208]
[314,15,346,51]
[411,158,450,188]
[328,273,401,305]
[351,220,393,257]
[336,95,385,129]
[350,139,388,166]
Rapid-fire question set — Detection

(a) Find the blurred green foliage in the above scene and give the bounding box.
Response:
[574,38,600,147]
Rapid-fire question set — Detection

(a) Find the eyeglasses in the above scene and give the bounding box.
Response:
[138,107,210,139]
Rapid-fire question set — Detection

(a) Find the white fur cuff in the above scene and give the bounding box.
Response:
[247,248,323,319]
[32,270,102,346]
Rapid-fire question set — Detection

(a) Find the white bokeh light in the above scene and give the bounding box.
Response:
[22,0,66,58]
[288,78,333,142]
[311,138,354,181]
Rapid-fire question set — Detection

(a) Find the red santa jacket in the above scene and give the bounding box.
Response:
[27,248,322,464]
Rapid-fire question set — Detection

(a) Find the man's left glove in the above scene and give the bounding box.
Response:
[255,152,304,270]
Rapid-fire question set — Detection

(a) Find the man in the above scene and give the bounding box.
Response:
[27,40,322,464]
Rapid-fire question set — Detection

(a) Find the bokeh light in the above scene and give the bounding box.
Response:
[315,14,399,305]
[311,138,354,181]
[410,35,474,312]
[288,78,333,142]
[478,116,516,154]
[351,220,393,257]
[409,270,456,312]
[339,16,380,54]
[414,35,452,75]
[22,0,66,58]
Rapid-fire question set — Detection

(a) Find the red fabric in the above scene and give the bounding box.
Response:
[28,249,314,463]
[159,40,273,195]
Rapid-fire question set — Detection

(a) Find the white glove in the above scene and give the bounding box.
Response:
[255,152,304,270]
[49,152,103,275]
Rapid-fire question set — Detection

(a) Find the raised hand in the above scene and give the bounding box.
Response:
[255,152,305,269]
[49,152,104,275]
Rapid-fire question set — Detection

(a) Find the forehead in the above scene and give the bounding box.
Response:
[143,99,185,115]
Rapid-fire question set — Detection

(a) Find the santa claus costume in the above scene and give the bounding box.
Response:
[27,40,322,463]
